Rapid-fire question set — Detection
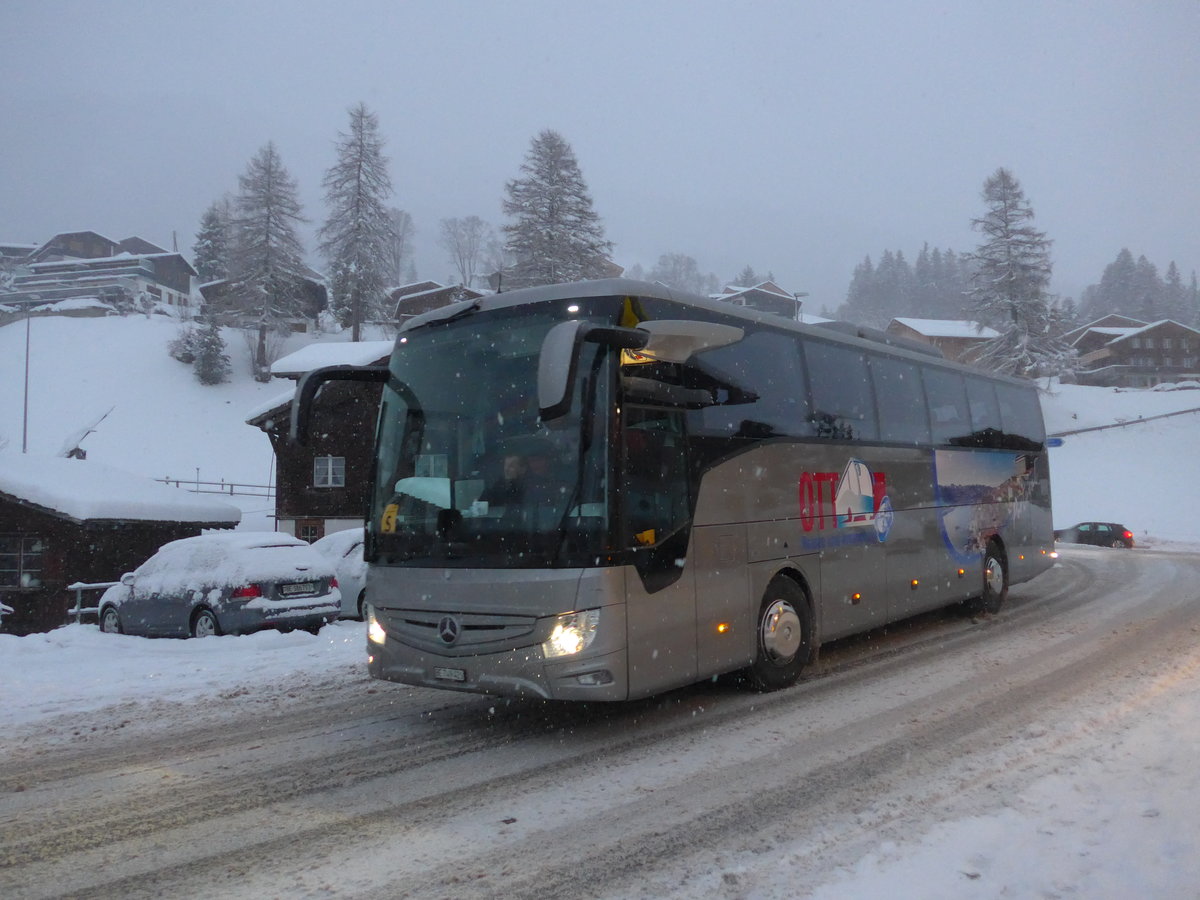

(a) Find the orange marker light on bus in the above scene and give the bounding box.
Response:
[716,622,731,634]
[910,579,920,590]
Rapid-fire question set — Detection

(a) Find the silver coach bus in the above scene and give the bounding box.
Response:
[293,279,1055,701]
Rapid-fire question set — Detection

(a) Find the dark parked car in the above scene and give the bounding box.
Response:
[98,532,341,637]
[1053,522,1135,549]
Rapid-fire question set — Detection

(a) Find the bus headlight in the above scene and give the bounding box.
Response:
[366,606,387,646]
[542,609,600,658]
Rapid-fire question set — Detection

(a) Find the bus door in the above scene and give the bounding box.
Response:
[621,407,698,696]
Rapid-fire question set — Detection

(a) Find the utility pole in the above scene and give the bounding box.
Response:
[22,313,31,453]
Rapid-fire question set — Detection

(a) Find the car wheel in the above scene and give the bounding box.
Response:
[191,608,221,638]
[1111,539,1125,548]
[357,591,369,621]
[745,576,812,692]
[99,606,123,634]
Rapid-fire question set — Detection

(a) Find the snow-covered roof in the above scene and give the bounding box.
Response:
[1109,319,1200,343]
[270,340,393,377]
[0,454,241,525]
[28,250,187,269]
[245,387,296,425]
[31,298,113,313]
[1078,327,1141,344]
[891,317,999,339]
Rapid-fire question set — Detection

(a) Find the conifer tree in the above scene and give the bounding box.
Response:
[192,199,232,284]
[193,315,231,385]
[227,141,308,380]
[966,167,1071,377]
[502,130,613,288]
[318,103,396,340]
[1162,262,1188,323]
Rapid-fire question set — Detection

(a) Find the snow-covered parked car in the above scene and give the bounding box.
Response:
[311,528,368,619]
[98,532,340,638]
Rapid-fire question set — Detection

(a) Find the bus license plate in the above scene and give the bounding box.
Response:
[433,666,466,683]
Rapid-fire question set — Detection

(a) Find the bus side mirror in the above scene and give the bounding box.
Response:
[290,365,389,445]
[538,318,744,422]
[538,321,648,421]
[634,320,744,363]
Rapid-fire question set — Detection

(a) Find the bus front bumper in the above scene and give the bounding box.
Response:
[367,635,629,701]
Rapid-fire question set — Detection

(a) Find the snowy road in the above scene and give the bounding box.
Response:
[2,546,1199,899]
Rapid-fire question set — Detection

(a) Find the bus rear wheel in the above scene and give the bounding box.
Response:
[967,542,1008,615]
[746,577,813,692]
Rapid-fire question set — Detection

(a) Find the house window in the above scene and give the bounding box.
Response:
[1162,338,1173,350]
[1131,338,1141,349]
[0,535,45,588]
[296,519,324,543]
[313,456,345,488]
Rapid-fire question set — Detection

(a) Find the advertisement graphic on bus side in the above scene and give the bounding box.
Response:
[799,458,893,549]
[798,451,1032,556]
[933,449,1033,563]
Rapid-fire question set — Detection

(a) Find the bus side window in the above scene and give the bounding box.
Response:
[871,355,931,445]
[690,330,812,438]
[805,341,879,441]
[995,383,1047,447]
[921,367,970,445]
[964,377,1003,444]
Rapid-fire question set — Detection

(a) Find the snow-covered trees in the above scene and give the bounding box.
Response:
[439,215,494,288]
[837,247,974,326]
[1080,249,1200,325]
[383,207,416,286]
[193,315,231,385]
[966,168,1072,377]
[318,103,396,340]
[647,253,720,295]
[226,142,309,381]
[501,130,613,288]
[192,199,232,284]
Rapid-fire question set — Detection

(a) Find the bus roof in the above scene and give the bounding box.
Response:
[397,277,1035,388]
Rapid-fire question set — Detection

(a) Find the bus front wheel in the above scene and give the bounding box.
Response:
[746,577,813,692]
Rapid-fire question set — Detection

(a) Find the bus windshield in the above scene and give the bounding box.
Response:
[369,306,614,567]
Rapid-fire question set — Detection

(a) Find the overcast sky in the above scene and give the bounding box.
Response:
[3,1,1196,311]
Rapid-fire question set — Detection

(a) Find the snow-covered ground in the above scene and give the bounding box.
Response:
[3,313,1200,897]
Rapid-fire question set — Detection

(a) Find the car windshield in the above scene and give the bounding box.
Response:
[369,302,617,567]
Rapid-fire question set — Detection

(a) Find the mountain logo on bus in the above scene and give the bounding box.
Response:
[799,458,892,545]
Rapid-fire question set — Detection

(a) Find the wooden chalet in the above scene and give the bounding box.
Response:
[247,341,393,542]
[199,271,329,332]
[390,281,484,324]
[1067,317,1200,387]
[886,317,1000,365]
[712,281,804,320]
[0,456,240,634]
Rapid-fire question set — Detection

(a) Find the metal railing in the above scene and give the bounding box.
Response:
[155,477,275,498]
[66,580,119,624]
